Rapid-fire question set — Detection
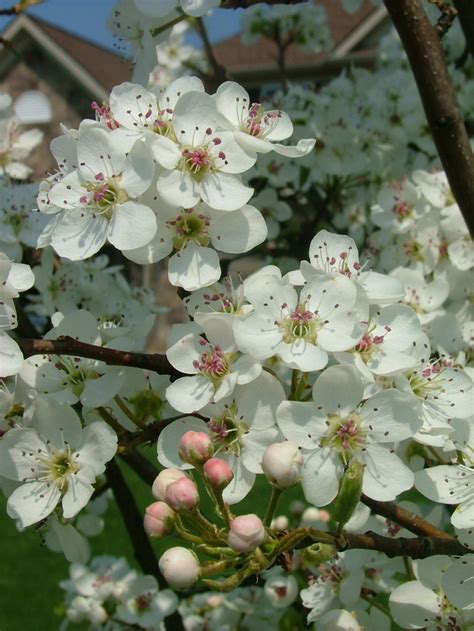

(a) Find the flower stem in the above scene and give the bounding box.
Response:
[150,13,187,38]
[361,593,391,617]
[114,395,146,430]
[263,486,283,527]
[403,555,416,580]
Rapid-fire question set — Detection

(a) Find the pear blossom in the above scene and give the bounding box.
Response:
[415,465,474,529]
[123,199,267,290]
[165,319,262,413]
[251,187,292,239]
[371,179,426,234]
[39,127,157,260]
[215,81,316,158]
[0,398,117,528]
[108,76,204,140]
[115,575,178,628]
[158,371,284,503]
[20,310,126,408]
[151,91,256,211]
[301,230,404,306]
[133,0,220,18]
[0,108,43,180]
[277,364,421,505]
[234,269,365,372]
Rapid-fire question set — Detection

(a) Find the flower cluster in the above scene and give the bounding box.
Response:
[60,555,178,628]
[36,76,314,290]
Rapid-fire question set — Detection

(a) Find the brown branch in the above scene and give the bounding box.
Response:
[17,336,179,376]
[384,0,474,236]
[106,458,162,578]
[361,495,452,540]
[194,17,228,89]
[428,0,458,38]
[0,0,42,15]
[341,531,468,559]
[453,0,474,57]
[120,449,160,486]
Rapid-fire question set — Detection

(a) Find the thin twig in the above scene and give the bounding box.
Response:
[221,0,306,8]
[361,494,452,539]
[453,0,474,57]
[194,17,228,88]
[384,0,474,236]
[17,336,179,376]
[428,0,458,38]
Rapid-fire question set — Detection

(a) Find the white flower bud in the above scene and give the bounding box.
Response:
[262,441,303,488]
[228,514,266,553]
[271,515,289,531]
[152,468,186,501]
[159,546,200,589]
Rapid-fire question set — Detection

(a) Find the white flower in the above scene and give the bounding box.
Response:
[0,112,43,180]
[371,179,426,234]
[215,82,315,158]
[415,465,474,529]
[158,371,284,503]
[251,188,292,239]
[234,269,365,372]
[0,252,34,330]
[277,364,421,504]
[301,230,404,306]
[115,575,178,628]
[0,398,117,528]
[20,310,126,408]
[41,127,157,260]
[124,200,267,290]
[152,91,256,211]
[0,331,24,378]
[165,319,261,413]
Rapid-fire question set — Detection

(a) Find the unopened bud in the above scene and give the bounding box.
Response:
[301,543,337,567]
[165,477,199,512]
[228,514,266,553]
[203,458,233,489]
[264,574,299,608]
[159,547,200,589]
[271,515,289,531]
[144,501,176,538]
[179,431,213,466]
[152,468,186,501]
[301,507,331,527]
[262,441,303,489]
[332,460,365,528]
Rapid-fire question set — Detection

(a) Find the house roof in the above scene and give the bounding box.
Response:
[0,14,132,99]
[212,1,388,83]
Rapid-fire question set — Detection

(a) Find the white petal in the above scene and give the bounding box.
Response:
[107,201,157,250]
[168,244,220,291]
[51,209,108,260]
[0,332,23,377]
[166,375,214,413]
[302,448,342,506]
[151,136,181,170]
[200,172,254,211]
[361,390,422,442]
[157,169,200,208]
[77,421,118,473]
[121,139,154,196]
[209,204,267,253]
[62,466,96,518]
[7,480,61,528]
[157,417,208,469]
[389,581,440,629]
[361,445,414,501]
[81,370,125,408]
[277,400,327,447]
[312,365,363,416]
[272,138,316,157]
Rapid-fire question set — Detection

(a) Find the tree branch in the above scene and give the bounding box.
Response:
[341,531,468,558]
[120,450,160,486]
[17,336,179,376]
[194,17,228,89]
[453,0,474,57]
[384,0,474,236]
[106,458,162,579]
[361,495,452,540]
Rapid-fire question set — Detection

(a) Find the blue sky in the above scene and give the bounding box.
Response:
[0,0,242,52]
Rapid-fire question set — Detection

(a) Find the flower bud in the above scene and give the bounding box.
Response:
[271,515,289,531]
[332,460,365,528]
[203,458,233,489]
[144,501,176,538]
[228,514,266,553]
[159,546,200,589]
[264,574,299,608]
[179,431,213,466]
[262,441,303,489]
[165,477,199,512]
[301,507,330,527]
[152,468,186,501]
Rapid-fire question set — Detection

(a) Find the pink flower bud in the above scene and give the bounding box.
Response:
[179,431,214,466]
[144,501,176,538]
[152,468,186,501]
[165,477,199,512]
[203,458,233,489]
[159,546,200,589]
[228,514,266,553]
[262,441,303,489]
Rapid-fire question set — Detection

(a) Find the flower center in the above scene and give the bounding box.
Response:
[56,358,99,397]
[128,389,164,423]
[39,447,79,491]
[244,103,282,138]
[392,201,411,219]
[279,303,319,344]
[181,146,213,180]
[168,208,210,250]
[208,403,249,455]
[81,175,127,217]
[193,339,231,384]
[321,414,365,463]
